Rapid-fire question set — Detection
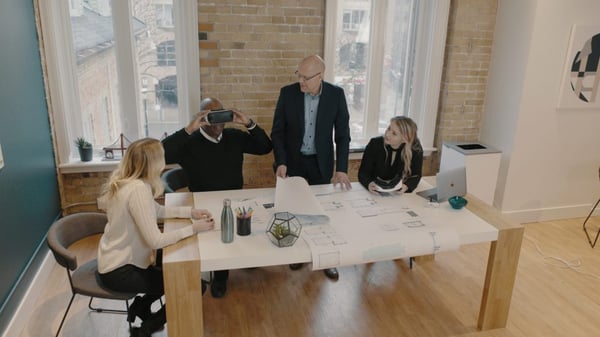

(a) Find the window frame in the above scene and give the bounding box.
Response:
[324,0,450,153]
[38,0,200,168]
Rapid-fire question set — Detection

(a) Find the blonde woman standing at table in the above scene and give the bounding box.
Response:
[97,138,214,337]
[358,116,423,194]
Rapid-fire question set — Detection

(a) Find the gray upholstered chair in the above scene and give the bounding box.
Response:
[47,212,136,337]
[161,167,189,193]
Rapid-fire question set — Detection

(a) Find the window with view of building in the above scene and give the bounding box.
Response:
[157,40,176,66]
[39,0,199,164]
[325,0,449,151]
[155,3,174,28]
[342,10,366,31]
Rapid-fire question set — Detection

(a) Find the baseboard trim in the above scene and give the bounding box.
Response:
[1,251,54,337]
[502,203,597,224]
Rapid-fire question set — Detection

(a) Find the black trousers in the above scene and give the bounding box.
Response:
[99,251,167,331]
[99,250,164,303]
[214,269,229,281]
[288,154,330,185]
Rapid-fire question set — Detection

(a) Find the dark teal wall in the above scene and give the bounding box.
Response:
[0,0,61,326]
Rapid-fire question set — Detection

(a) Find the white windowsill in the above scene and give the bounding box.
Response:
[59,158,181,174]
[59,158,120,174]
[59,148,437,174]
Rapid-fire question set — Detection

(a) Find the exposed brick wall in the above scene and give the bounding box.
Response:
[433,0,498,169]
[61,172,110,214]
[61,170,170,214]
[60,0,497,211]
[196,0,326,189]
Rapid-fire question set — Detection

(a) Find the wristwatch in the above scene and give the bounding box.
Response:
[245,118,257,130]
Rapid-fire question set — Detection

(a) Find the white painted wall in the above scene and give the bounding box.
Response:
[481,0,600,223]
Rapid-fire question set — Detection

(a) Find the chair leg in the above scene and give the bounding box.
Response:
[88,296,129,314]
[583,198,600,248]
[56,293,76,337]
[125,299,132,330]
[88,297,132,330]
[401,256,415,269]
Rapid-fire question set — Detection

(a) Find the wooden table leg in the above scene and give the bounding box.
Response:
[477,225,524,329]
[464,193,524,330]
[163,235,204,337]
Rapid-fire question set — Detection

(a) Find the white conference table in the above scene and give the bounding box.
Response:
[162,181,524,337]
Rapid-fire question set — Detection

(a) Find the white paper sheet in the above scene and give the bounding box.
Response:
[300,188,461,270]
[274,176,330,225]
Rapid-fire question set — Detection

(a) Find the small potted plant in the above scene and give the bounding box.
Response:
[74,137,93,162]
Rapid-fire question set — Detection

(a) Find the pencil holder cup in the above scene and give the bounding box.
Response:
[266,212,302,247]
[236,216,251,236]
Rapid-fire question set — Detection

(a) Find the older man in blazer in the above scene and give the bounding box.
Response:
[271,54,352,281]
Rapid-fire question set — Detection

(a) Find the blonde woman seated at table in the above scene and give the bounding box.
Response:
[358,116,423,194]
[97,138,215,337]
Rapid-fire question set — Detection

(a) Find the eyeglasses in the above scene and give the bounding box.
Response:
[295,70,321,82]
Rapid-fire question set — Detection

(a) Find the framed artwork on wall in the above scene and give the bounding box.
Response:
[557,25,600,110]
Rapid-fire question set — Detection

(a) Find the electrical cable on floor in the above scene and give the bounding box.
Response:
[527,236,600,280]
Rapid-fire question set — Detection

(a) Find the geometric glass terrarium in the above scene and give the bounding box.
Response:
[266,212,302,247]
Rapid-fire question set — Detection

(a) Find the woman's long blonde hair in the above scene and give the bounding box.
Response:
[388,116,421,178]
[101,138,165,199]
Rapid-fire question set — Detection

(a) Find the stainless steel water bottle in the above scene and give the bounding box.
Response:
[221,198,234,243]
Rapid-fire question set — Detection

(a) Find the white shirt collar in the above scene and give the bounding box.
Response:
[306,81,323,98]
[198,127,222,143]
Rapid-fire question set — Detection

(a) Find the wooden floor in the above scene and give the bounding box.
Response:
[20,216,600,337]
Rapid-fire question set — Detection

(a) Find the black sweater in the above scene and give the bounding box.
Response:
[357,136,423,192]
[162,126,272,192]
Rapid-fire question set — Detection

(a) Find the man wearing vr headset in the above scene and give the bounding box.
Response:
[162,97,272,298]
